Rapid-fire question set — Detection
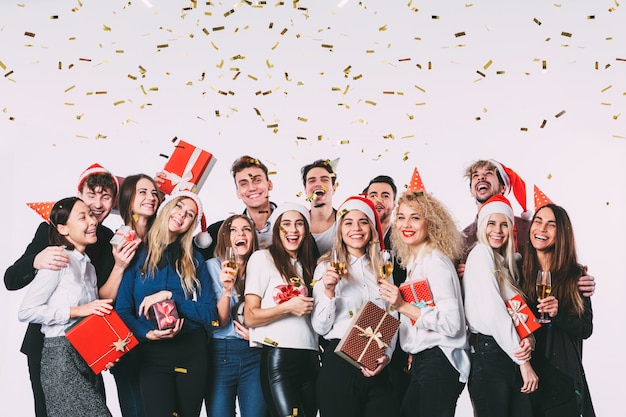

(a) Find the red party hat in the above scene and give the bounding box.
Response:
[534,185,554,211]
[407,167,427,193]
[27,201,56,223]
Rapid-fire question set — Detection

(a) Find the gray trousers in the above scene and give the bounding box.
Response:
[41,337,112,417]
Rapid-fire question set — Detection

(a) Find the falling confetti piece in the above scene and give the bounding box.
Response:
[554,110,566,118]
[561,32,572,37]
[224,9,235,17]
[113,100,125,106]
[455,32,466,37]
[103,24,111,31]
[379,24,388,31]
[476,70,486,77]
[64,85,75,92]
[321,44,333,49]
[533,18,542,25]
[365,100,377,106]
[156,44,169,48]
[521,127,528,131]
[601,85,612,92]
[540,119,547,128]
[484,59,493,70]
[542,60,547,70]
[24,32,36,37]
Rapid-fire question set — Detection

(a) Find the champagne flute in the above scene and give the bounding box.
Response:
[379,249,394,283]
[225,247,239,297]
[329,248,345,298]
[535,270,552,323]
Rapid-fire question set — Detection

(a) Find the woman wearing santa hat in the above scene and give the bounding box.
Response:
[463,194,538,417]
[115,190,218,417]
[378,184,470,417]
[520,187,595,417]
[244,202,319,417]
[312,195,398,417]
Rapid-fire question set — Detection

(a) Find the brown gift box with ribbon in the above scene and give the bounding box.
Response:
[65,310,139,374]
[334,301,400,371]
[158,139,216,195]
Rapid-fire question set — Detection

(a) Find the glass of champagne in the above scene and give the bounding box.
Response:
[379,249,394,283]
[329,248,345,298]
[225,247,239,297]
[535,270,552,323]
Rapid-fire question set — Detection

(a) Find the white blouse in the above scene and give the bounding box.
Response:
[18,249,98,338]
[400,248,470,382]
[244,249,318,351]
[311,254,397,359]
[463,243,525,365]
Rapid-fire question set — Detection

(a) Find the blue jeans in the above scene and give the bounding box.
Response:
[206,338,268,417]
[468,333,533,417]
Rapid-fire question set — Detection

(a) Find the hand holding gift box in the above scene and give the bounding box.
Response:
[335,301,400,371]
[398,279,435,325]
[148,299,180,330]
[272,277,309,305]
[158,139,216,195]
[65,310,139,374]
[110,225,140,248]
[506,294,541,339]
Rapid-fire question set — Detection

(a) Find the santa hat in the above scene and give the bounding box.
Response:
[477,194,514,227]
[534,185,554,211]
[77,163,120,195]
[337,196,385,250]
[269,202,311,227]
[488,159,530,219]
[157,190,212,248]
[27,201,56,223]
[407,166,427,193]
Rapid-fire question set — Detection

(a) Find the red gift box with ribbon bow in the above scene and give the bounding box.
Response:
[149,299,179,330]
[399,279,435,325]
[272,277,309,305]
[159,140,216,195]
[65,310,139,374]
[335,301,400,371]
[506,294,541,339]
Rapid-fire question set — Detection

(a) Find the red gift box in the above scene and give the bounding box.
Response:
[335,301,400,371]
[272,277,309,305]
[149,299,179,330]
[399,279,435,325]
[65,310,139,374]
[506,294,541,339]
[158,140,216,195]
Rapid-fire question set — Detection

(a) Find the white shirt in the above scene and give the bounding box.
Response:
[312,221,336,256]
[18,249,98,338]
[399,248,470,382]
[311,254,397,359]
[245,249,318,351]
[463,243,524,365]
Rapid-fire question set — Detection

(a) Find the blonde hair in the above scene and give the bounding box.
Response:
[391,192,463,269]
[319,210,382,280]
[476,213,521,293]
[143,196,200,298]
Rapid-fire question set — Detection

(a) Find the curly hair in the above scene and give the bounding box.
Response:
[391,192,462,268]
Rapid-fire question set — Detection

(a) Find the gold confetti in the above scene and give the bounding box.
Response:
[50,15,58,19]
[213,26,225,31]
[561,32,572,37]
[103,24,111,31]
[365,100,377,106]
[174,367,188,374]
[432,15,440,19]
[113,100,125,106]
[0,61,5,70]
[555,110,566,118]
[76,114,83,120]
[340,140,350,144]
[521,127,528,131]
[281,28,288,35]
[224,9,235,17]
[496,70,505,74]
[601,85,612,92]
[533,18,542,25]
[266,59,274,69]
[321,44,333,49]
[484,59,493,70]
[455,32,466,37]
[476,70,486,77]
[24,31,36,37]
[297,116,308,122]
[353,74,362,80]
[64,85,75,93]
[587,15,595,19]
[399,58,411,62]
[379,24,388,31]
[540,119,547,128]
[80,58,92,62]
[542,60,547,70]
[156,44,169,48]
[613,113,621,120]
[202,28,210,35]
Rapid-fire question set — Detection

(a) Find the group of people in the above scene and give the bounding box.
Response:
[5,156,596,417]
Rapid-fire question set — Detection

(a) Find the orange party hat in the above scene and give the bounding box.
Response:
[534,185,554,211]
[407,167,427,193]
[27,201,56,223]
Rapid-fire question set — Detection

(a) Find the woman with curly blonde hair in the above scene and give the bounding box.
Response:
[379,186,470,417]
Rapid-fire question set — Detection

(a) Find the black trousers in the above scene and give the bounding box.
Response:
[139,328,208,417]
[316,339,398,417]
[260,346,319,417]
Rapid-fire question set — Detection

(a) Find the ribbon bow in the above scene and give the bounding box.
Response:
[507,299,529,326]
[356,325,387,349]
[155,302,178,327]
[111,333,133,352]
[411,301,429,309]
[163,147,202,192]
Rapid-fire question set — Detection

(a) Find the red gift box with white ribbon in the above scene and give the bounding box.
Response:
[65,310,139,374]
[335,301,400,371]
[399,279,435,325]
[506,294,541,339]
[158,140,216,195]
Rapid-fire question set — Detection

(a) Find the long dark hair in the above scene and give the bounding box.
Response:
[118,174,161,238]
[49,197,81,250]
[214,215,259,296]
[268,212,316,288]
[521,204,585,316]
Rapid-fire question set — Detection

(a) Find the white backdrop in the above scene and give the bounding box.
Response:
[1,1,625,415]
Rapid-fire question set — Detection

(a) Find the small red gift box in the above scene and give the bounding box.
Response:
[272,277,309,305]
[149,299,179,330]
[110,225,138,248]
[65,310,139,374]
[335,301,400,371]
[399,279,435,325]
[158,140,216,195]
[506,294,541,339]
